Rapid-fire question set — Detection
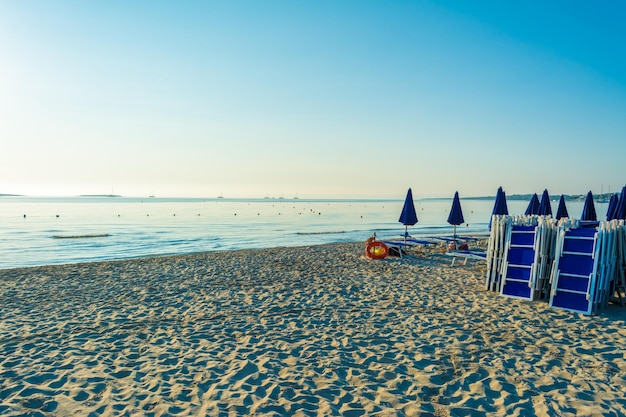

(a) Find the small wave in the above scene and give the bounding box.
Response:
[296,231,347,235]
[371,227,398,233]
[52,234,111,239]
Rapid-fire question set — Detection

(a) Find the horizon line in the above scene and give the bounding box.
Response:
[1,193,615,201]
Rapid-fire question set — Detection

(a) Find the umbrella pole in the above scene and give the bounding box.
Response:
[454,225,457,250]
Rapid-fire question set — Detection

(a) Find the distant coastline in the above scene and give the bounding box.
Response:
[457,193,614,202]
[79,194,122,198]
[0,192,617,201]
[478,193,613,202]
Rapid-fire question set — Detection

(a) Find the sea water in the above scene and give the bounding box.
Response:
[0,196,594,270]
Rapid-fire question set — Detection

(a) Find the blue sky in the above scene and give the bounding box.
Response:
[1,1,625,198]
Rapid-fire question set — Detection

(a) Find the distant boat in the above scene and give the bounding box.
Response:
[217,195,224,199]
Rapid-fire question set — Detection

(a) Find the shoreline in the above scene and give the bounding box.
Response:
[0,234,491,273]
[0,241,368,273]
[1,242,626,416]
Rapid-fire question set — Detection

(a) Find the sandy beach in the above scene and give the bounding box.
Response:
[1,242,626,416]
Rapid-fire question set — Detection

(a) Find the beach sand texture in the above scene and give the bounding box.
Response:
[1,242,626,416]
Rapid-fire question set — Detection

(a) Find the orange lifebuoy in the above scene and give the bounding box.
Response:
[366,241,388,259]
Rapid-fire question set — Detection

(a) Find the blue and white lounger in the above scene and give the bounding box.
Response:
[500,225,539,301]
[405,238,440,249]
[549,227,599,315]
[446,249,487,266]
[380,240,415,258]
[381,238,439,258]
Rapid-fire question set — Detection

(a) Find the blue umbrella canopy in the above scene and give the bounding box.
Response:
[580,191,597,221]
[555,195,569,220]
[489,186,508,229]
[538,189,552,216]
[447,191,464,247]
[447,191,465,225]
[525,193,540,215]
[614,186,626,221]
[399,188,418,237]
[606,194,618,221]
[492,187,508,215]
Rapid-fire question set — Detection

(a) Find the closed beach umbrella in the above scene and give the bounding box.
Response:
[447,191,465,247]
[581,191,597,221]
[399,188,418,239]
[538,189,552,216]
[614,186,626,221]
[525,193,540,215]
[555,195,569,220]
[489,186,508,229]
[606,194,618,221]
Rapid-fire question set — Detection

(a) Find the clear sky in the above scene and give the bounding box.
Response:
[1,1,625,199]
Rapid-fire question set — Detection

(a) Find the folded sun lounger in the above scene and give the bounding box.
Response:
[549,227,599,315]
[499,225,539,301]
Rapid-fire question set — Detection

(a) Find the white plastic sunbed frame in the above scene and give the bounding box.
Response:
[380,238,438,258]
[446,249,487,266]
[485,215,508,292]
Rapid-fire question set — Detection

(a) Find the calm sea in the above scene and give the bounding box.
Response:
[0,196,596,270]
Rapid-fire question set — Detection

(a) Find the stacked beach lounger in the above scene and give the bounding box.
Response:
[485,216,626,315]
[617,224,626,304]
[497,216,557,301]
[549,219,626,315]
[485,215,508,292]
[485,215,557,298]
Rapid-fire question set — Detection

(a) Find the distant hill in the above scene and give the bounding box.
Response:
[469,193,614,202]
